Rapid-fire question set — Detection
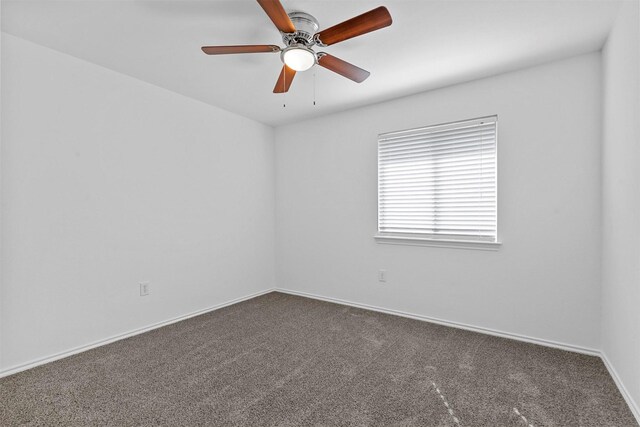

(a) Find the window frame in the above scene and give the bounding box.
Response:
[374,116,501,250]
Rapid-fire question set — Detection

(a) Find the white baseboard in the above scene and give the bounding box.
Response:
[0,288,275,378]
[601,352,640,424]
[275,288,600,356]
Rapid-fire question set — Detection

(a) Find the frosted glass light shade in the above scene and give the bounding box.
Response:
[283,48,315,71]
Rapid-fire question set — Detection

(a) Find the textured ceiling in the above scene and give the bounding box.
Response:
[2,0,622,126]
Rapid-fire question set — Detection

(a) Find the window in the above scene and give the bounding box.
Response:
[376,116,499,249]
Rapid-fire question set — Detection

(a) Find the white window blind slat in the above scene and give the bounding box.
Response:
[380,179,497,187]
[379,135,496,151]
[380,146,496,161]
[378,116,497,242]
[381,158,496,169]
[381,156,496,167]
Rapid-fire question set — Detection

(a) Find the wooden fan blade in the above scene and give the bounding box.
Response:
[273,65,296,93]
[201,45,280,55]
[318,54,370,83]
[315,6,392,46]
[256,0,296,33]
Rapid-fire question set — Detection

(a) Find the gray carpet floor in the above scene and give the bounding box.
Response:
[0,292,637,426]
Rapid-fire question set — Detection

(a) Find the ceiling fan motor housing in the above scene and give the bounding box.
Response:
[283,11,319,46]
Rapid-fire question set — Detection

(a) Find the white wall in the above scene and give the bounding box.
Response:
[602,0,640,416]
[0,34,276,371]
[276,53,602,351]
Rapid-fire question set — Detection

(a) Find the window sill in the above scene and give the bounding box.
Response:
[374,234,502,251]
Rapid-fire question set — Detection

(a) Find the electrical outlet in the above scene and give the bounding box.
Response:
[140,282,150,296]
[378,270,387,283]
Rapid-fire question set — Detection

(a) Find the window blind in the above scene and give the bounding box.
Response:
[377,116,497,242]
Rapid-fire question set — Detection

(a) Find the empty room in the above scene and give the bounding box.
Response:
[1,0,639,425]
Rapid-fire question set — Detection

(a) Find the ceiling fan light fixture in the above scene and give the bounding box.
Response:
[282,46,316,71]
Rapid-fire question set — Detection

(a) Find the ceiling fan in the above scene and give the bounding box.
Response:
[201,0,393,93]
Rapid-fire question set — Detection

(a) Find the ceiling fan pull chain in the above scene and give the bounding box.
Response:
[283,71,286,108]
[313,71,316,106]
